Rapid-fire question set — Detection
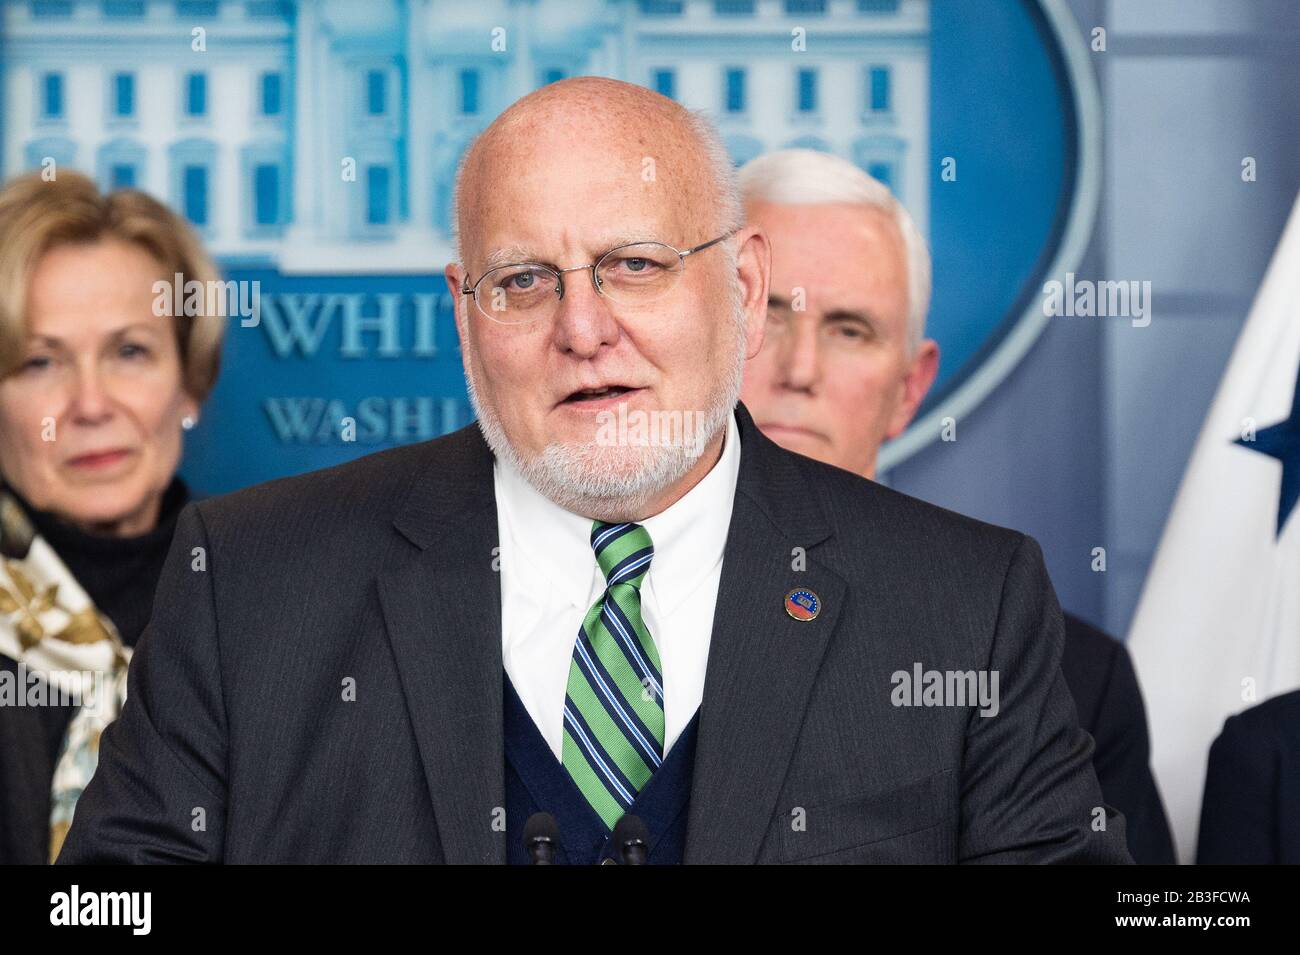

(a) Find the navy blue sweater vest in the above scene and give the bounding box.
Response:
[504,674,699,865]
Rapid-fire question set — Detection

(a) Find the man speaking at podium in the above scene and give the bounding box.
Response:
[60,78,1130,864]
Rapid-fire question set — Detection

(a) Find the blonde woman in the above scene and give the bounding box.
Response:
[0,170,224,863]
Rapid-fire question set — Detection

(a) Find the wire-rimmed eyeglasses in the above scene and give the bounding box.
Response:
[460,231,735,325]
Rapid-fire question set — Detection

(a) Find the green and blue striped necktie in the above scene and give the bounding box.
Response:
[561,520,665,829]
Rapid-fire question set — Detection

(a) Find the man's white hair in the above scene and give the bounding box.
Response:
[738,148,931,353]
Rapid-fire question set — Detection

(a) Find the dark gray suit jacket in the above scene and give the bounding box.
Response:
[58,404,1130,864]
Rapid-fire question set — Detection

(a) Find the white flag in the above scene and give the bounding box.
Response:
[1128,191,1300,863]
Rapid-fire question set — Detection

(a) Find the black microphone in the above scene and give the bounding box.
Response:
[611,814,650,865]
[523,812,560,865]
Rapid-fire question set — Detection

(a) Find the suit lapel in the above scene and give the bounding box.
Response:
[685,405,846,863]
[373,406,844,864]
[377,427,507,864]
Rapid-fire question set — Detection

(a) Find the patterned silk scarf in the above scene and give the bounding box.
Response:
[0,490,130,862]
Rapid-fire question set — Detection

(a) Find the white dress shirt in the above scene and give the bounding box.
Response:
[495,410,741,760]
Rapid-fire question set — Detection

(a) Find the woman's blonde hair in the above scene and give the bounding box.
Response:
[0,169,224,401]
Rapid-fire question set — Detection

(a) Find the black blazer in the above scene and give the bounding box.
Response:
[1060,615,1176,864]
[58,404,1131,864]
[0,657,76,865]
[0,478,187,865]
[1196,689,1300,864]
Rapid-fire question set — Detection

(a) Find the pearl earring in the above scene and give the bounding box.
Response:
[181,415,197,431]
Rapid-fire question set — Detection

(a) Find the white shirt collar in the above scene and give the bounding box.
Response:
[493,410,742,613]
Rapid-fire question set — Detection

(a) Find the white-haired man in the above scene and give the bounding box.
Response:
[61,83,1129,865]
[739,149,938,479]
[740,148,1174,864]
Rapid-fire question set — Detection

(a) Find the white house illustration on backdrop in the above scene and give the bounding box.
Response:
[2,0,929,272]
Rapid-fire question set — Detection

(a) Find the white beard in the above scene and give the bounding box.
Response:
[464,293,747,521]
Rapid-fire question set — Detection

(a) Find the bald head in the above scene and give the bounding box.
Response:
[452,77,740,265]
[443,76,771,521]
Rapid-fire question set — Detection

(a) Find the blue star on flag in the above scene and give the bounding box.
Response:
[1235,361,1300,537]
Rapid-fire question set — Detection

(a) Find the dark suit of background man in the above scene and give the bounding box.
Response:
[1197,689,1300,863]
[60,79,1131,864]
[737,149,1173,864]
